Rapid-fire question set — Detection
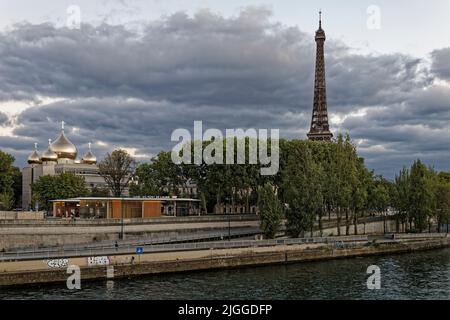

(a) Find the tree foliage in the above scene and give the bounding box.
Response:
[257,183,283,239]
[32,173,89,210]
[0,192,14,210]
[283,141,324,237]
[392,160,450,232]
[129,134,450,236]
[98,149,136,197]
[0,149,22,208]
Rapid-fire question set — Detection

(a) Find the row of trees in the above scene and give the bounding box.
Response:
[393,160,450,233]
[128,135,393,237]
[265,135,392,238]
[258,144,450,238]
[8,134,450,239]
[0,150,22,210]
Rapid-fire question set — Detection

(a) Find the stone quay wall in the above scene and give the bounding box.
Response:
[0,237,448,287]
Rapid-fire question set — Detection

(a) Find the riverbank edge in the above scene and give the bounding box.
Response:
[1,238,449,287]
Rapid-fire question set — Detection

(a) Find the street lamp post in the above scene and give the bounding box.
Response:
[447,218,448,233]
[120,201,125,240]
[120,217,124,240]
[228,214,231,241]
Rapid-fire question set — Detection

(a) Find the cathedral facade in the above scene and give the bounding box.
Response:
[22,122,108,210]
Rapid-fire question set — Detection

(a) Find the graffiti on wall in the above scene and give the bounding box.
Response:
[46,258,69,268]
[87,256,110,266]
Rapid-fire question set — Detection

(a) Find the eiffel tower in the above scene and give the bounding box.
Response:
[307,11,333,141]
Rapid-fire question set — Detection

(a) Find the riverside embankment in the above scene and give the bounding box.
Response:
[0,233,448,287]
[0,214,396,251]
[0,215,260,251]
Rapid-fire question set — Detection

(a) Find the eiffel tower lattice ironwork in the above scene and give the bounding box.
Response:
[307,11,333,141]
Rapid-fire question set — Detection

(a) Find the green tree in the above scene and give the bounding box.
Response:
[184,138,262,214]
[409,160,434,232]
[0,150,15,193]
[350,158,371,235]
[433,173,450,232]
[32,173,89,210]
[90,186,111,197]
[257,183,283,239]
[10,166,22,207]
[0,150,21,208]
[151,151,185,196]
[283,142,324,237]
[393,167,410,231]
[130,163,163,197]
[0,192,14,210]
[98,149,136,197]
[369,176,391,215]
[332,134,353,236]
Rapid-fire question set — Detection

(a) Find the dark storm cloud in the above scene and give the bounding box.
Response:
[14,97,306,162]
[1,7,450,178]
[431,48,450,81]
[0,8,314,109]
[0,8,428,112]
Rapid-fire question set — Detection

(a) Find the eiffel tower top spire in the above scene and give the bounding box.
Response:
[307,11,333,141]
[319,10,322,29]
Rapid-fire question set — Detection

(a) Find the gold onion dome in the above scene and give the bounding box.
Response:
[27,143,42,164]
[41,139,58,162]
[50,121,77,160]
[82,142,97,164]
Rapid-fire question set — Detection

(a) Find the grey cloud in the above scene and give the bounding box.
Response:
[431,48,450,81]
[14,97,306,161]
[0,8,450,179]
[0,111,8,125]
[0,8,429,114]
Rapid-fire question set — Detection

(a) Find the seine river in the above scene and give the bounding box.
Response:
[2,248,450,300]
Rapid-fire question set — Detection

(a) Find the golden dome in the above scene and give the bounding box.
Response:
[27,143,42,165]
[41,139,58,162]
[50,122,77,160]
[82,142,97,165]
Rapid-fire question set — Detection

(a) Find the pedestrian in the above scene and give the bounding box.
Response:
[115,241,119,251]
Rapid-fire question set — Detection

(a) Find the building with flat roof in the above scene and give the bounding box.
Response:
[51,197,200,219]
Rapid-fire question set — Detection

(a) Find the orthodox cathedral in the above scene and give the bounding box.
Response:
[22,122,107,210]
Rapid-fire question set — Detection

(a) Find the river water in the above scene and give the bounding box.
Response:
[2,248,450,300]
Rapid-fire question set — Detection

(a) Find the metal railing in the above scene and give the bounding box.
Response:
[0,234,369,262]
[0,232,445,263]
[0,214,259,226]
[0,227,262,261]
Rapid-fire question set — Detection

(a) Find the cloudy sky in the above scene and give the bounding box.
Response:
[0,0,449,178]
